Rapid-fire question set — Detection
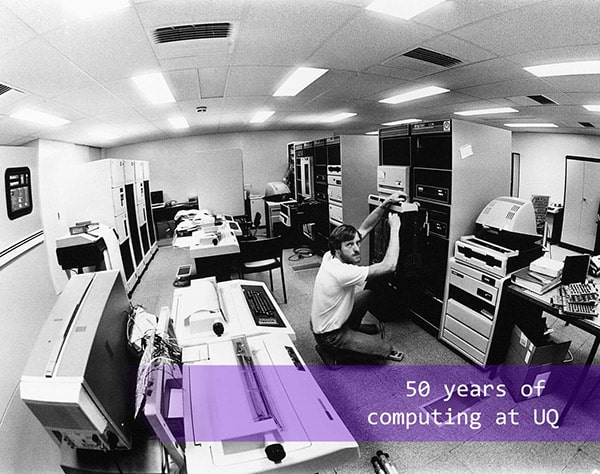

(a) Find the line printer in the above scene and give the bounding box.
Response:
[455,196,544,277]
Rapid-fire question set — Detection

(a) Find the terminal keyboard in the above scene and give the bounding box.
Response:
[241,284,285,328]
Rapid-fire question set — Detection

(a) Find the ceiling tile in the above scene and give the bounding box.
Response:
[451,0,600,56]
[0,38,97,96]
[310,10,439,72]
[233,0,357,66]
[166,69,201,101]
[42,8,159,82]
[50,85,130,116]
[198,67,228,99]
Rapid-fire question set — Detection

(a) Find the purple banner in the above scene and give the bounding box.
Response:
[147,364,600,443]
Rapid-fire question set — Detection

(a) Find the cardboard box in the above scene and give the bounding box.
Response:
[500,324,570,402]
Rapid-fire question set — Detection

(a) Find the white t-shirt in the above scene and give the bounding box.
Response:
[311,252,369,334]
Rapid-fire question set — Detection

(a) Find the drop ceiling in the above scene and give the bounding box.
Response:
[0,0,599,148]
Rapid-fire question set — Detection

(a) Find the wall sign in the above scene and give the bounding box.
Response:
[5,166,32,220]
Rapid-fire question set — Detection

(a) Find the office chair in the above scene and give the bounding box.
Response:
[238,236,287,303]
[238,212,262,240]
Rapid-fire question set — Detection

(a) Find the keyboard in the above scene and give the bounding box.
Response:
[241,284,285,328]
[557,282,599,319]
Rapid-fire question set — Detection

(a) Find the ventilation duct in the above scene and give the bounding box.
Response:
[579,122,595,128]
[527,95,557,105]
[153,23,231,44]
[0,84,12,96]
[402,48,462,68]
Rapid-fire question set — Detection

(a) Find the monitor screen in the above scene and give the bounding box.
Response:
[151,190,164,204]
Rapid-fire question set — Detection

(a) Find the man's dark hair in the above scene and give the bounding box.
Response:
[328,224,362,256]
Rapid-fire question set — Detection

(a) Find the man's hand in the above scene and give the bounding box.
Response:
[383,190,408,208]
[388,212,401,231]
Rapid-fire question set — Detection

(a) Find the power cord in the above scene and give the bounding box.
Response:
[288,246,314,261]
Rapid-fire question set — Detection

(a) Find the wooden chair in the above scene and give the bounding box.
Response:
[238,236,287,303]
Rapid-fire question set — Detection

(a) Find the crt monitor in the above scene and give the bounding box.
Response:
[151,190,164,205]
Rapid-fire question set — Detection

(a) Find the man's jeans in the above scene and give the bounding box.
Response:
[314,289,393,359]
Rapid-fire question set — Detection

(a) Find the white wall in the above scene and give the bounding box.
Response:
[104,130,334,206]
[513,133,600,205]
[36,139,102,293]
[0,145,62,472]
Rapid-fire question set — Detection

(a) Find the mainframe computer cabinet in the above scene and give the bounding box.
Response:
[67,159,138,292]
[409,119,512,333]
[288,135,377,256]
[67,159,157,292]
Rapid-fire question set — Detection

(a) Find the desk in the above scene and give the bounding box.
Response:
[499,281,600,425]
[188,222,240,281]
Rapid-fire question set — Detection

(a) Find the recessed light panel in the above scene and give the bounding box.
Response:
[273,67,328,97]
[168,116,189,129]
[583,105,600,112]
[131,73,175,104]
[366,0,447,20]
[321,112,357,123]
[380,86,449,105]
[10,108,70,126]
[382,118,422,126]
[250,111,275,123]
[455,107,518,116]
[504,123,558,128]
[524,60,600,77]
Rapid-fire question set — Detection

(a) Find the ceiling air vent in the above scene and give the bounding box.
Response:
[402,47,462,68]
[527,95,557,105]
[579,122,595,128]
[0,84,12,96]
[153,23,231,44]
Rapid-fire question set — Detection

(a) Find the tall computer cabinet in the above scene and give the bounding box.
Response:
[372,120,511,332]
[289,135,377,256]
[67,159,157,292]
[409,119,511,333]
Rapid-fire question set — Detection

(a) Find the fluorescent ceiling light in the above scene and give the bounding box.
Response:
[583,105,600,112]
[366,131,379,135]
[168,116,189,129]
[273,67,328,97]
[321,112,357,123]
[524,60,600,77]
[380,86,449,105]
[131,73,175,104]
[366,0,447,20]
[504,123,558,128]
[455,107,518,116]
[64,0,130,18]
[10,108,70,127]
[249,111,275,123]
[382,118,422,126]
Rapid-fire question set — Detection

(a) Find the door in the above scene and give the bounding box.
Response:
[562,159,584,248]
[580,160,600,250]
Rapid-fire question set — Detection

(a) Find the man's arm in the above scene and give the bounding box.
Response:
[358,190,407,238]
[367,212,401,281]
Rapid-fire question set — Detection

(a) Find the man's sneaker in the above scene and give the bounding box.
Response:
[357,324,379,335]
[387,350,404,362]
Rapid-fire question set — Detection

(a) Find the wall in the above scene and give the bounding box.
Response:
[0,145,61,472]
[513,133,600,204]
[36,139,102,293]
[104,130,334,206]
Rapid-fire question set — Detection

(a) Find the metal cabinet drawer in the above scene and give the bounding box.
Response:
[445,298,493,337]
[444,314,489,354]
[441,329,485,365]
[449,267,498,305]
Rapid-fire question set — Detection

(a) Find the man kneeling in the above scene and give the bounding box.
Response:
[311,191,406,363]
